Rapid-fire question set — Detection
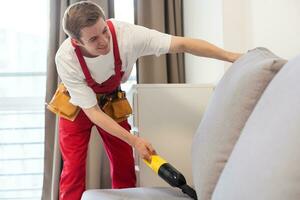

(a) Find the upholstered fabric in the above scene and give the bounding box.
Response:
[191,47,287,200]
[81,187,191,200]
[212,55,300,200]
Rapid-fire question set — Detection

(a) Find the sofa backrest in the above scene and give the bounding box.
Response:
[191,47,287,200]
[212,55,300,200]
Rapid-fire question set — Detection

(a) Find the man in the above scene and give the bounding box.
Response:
[55,1,241,200]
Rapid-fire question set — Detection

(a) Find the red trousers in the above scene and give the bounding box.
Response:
[58,110,136,200]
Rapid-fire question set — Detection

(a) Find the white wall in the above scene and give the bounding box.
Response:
[184,0,300,83]
[223,0,300,59]
[222,0,251,54]
[183,0,224,84]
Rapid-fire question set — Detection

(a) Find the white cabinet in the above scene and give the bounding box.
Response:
[131,84,214,187]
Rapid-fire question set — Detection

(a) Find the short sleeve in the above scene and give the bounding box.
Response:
[55,54,98,109]
[129,24,172,58]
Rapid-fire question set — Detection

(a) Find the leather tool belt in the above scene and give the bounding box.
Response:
[47,83,132,122]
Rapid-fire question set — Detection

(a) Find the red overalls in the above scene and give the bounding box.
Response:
[58,20,136,200]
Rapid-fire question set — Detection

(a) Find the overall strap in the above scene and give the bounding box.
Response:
[106,20,122,74]
[71,40,96,87]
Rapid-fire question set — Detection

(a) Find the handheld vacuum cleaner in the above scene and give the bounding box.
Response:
[144,155,197,200]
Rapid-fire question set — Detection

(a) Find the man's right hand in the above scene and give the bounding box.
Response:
[132,136,156,162]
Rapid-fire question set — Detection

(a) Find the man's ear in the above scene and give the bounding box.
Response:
[71,38,82,46]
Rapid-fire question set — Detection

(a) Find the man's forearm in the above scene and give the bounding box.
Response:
[82,104,156,160]
[82,105,137,146]
[169,36,241,62]
[183,38,232,61]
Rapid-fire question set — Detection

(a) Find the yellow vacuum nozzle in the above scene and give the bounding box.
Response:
[143,155,197,200]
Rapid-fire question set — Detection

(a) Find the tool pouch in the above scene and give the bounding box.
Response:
[99,90,132,123]
[46,83,80,121]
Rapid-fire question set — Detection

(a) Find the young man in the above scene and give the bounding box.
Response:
[55,1,241,200]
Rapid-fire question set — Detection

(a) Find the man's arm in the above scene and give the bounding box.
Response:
[169,36,242,63]
[82,105,155,161]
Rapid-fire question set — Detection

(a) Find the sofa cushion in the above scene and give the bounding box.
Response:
[81,187,191,200]
[191,47,287,200]
[212,55,300,200]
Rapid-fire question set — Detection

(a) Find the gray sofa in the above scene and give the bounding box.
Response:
[81,48,300,200]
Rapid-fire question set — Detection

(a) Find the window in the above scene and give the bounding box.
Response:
[114,0,136,126]
[0,0,48,199]
[114,0,137,92]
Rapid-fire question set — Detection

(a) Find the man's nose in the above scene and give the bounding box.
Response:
[98,35,109,46]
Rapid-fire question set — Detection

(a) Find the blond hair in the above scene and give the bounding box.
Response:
[62,1,106,40]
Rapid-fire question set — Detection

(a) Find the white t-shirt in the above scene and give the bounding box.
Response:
[55,19,171,109]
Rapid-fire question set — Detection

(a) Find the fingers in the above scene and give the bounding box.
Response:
[146,143,157,155]
[141,142,157,162]
[141,145,153,162]
[133,137,157,162]
[143,153,152,163]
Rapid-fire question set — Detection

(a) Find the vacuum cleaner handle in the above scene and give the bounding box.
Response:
[144,155,198,200]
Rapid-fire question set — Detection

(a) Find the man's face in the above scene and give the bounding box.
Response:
[75,17,111,57]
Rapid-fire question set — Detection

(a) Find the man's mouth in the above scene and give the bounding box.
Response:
[98,45,108,50]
